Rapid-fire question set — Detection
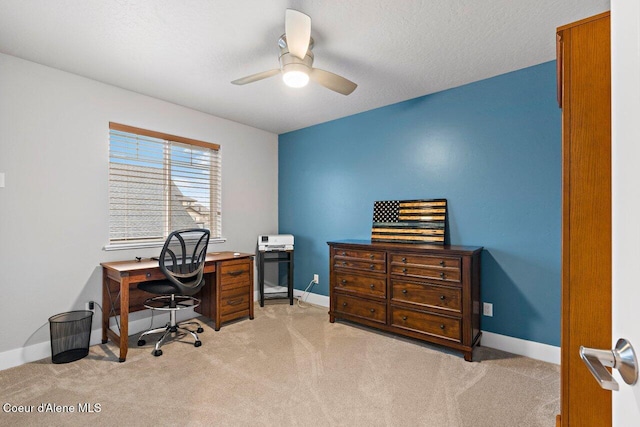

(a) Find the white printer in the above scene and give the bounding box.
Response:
[258,234,294,251]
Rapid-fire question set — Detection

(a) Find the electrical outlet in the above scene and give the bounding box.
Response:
[313,274,319,284]
[483,302,493,317]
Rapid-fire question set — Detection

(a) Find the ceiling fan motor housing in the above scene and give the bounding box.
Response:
[278,34,314,73]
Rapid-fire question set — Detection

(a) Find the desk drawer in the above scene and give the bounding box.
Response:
[127,268,166,284]
[220,259,252,286]
[220,286,250,315]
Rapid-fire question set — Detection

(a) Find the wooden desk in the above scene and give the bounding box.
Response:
[101,251,254,362]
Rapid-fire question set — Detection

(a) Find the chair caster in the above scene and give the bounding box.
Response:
[197,327,204,333]
[194,340,202,347]
[153,349,163,357]
[137,339,146,346]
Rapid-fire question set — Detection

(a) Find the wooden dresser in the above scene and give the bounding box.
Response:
[328,240,482,361]
[195,254,255,331]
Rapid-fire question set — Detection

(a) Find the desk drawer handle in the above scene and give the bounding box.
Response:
[440,295,446,300]
[440,324,445,330]
[227,270,245,277]
[146,273,151,278]
[402,316,408,321]
[227,297,244,306]
[369,284,375,289]
[402,289,408,294]
[369,308,375,313]
[342,302,347,307]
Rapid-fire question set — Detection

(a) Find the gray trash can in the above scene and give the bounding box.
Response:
[49,310,93,364]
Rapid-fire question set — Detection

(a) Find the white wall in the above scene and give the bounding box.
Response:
[0,53,279,364]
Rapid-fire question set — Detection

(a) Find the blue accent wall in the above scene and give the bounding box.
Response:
[278,61,561,346]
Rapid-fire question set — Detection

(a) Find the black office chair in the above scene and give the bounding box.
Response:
[137,228,210,356]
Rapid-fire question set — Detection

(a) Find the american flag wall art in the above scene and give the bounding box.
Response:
[371,199,447,244]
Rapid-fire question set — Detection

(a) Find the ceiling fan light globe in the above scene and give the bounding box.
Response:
[282,70,309,88]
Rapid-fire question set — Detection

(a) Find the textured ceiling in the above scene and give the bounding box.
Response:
[0,0,609,134]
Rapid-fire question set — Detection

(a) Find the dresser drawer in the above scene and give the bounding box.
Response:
[333,248,385,262]
[390,254,460,270]
[390,264,461,283]
[335,294,386,324]
[391,306,461,342]
[391,280,461,313]
[334,272,386,298]
[334,258,386,273]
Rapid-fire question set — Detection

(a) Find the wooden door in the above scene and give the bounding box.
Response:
[557,11,611,427]
[612,0,640,423]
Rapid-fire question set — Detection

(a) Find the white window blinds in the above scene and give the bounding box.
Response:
[108,123,221,245]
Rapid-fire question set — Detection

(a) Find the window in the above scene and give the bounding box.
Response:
[107,123,221,249]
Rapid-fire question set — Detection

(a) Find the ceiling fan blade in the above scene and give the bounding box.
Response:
[310,68,357,95]
[285,9,311,60]
[231,69,280,85]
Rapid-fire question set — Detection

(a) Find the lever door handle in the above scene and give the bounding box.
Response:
[580,338,638,391]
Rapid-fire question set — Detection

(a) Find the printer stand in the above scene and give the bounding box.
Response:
[257,249,294,307]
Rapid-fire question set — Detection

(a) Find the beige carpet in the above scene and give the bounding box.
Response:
[0,303,559,426]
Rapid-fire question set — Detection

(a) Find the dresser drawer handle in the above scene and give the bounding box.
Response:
[402,289,408,294]
[369,264,375,270]
[439,260,445,266]
[402,316,408,321]
[342,302,347,307]
[227,297,244,306]
[341,251,346,256]
[440,324,445,330]
[440,272,445,279]
[402,268,407,274]
[342,261,347,266]
[369,284,375,289]
[146,272,152,278]
[369,308,375,313]
[370,254,375,260]
[440,295,446,300]
[402,257,407,263]
[227,270,245,277]
[340,279,347,285]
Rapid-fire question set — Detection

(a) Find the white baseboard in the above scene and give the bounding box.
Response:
[480,331,560,365]
[284,294,559,364]
[0,310,193,371]
[1,296,558,370]
[253,288,330,308]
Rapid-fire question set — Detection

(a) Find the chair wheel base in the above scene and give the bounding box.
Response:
[153,349,163,357]
[197,327,204,333]
[137,339,145,346]
[194,340,202,347]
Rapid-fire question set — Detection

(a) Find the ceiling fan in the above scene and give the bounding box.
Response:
[231,9,357,95]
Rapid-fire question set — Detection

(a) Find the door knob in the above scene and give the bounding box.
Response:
[580,338,638,391]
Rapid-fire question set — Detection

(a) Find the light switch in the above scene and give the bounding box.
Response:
[0,172,4,188]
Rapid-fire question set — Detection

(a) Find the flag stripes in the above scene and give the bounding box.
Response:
[372,199,447,244]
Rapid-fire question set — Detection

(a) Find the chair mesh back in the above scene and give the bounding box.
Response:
[159,229,210,295]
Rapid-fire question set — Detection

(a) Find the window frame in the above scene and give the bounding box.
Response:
[104,122,224,251]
